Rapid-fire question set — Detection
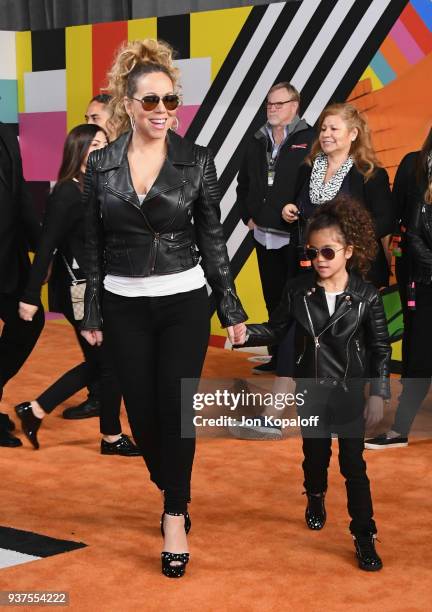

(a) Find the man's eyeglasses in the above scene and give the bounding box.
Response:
[129,94,180,111]
[265,99,297,110]
[306,246,345,261]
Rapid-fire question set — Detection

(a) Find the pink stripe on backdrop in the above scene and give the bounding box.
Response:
[390,20,425,64]
[176,105,201,137]
[19,112,67,181]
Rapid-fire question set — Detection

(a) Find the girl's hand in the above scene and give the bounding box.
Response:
[18,302,39,322]
[246,218,256,231]
[363,395,384,429]
[227,323,247,345]
[282,203,299,223]
[81,330,103,346]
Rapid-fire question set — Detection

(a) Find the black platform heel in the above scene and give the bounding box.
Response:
[160,511,191,578]
[304,491,326,530]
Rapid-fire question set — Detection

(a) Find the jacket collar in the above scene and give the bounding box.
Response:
[254,117,310,142]
[96,130,196,172]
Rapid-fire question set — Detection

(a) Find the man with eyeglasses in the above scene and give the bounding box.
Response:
[235,82,314,379]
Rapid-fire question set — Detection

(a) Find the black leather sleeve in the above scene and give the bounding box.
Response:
[81,151,105,330]
[364,291,391,399]
[407,200,432,270]
[193,147,248,328]
[240,282,294,347]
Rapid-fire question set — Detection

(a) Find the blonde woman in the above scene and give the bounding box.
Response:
[79,39,247,578]
[283,102,394,288]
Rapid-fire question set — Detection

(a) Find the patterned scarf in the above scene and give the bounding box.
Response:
[309,152,354,205]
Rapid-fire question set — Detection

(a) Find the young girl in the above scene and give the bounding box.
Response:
[235,194,391,571]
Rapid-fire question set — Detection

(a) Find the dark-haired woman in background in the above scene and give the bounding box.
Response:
[366,127,432,449]
[15,124,139,457]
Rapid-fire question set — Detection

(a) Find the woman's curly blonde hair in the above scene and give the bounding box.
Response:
[307,103,380,181]
[306,194,378,278]
[104,38,180,137]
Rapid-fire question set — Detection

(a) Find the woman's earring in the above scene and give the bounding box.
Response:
[170,117,179,132]
[130,114,136,131]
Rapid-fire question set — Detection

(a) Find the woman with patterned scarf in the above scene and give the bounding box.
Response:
[282,102,394,289]
[366,127,432,449]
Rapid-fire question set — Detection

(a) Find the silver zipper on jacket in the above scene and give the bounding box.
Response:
[355,338,363,368]
[150,233,160,273]
[303,294,351,382]
[303,295,319,381]
[343,302,363,386]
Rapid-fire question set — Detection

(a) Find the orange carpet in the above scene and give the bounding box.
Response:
[0,320,431,611]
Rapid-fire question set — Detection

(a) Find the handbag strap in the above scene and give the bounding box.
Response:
[61,255,84,284]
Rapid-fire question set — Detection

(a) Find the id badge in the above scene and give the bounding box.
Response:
[267,170,275,186]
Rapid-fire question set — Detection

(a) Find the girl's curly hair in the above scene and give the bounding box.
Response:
[305,194,378,278]
[104,38,180,137]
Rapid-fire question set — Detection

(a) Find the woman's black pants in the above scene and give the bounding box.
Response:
[102,287,210,514]
[392,282,432,436]
[36,292,122,435]
[299,382,376,535]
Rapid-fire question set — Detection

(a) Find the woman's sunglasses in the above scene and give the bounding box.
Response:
[306,246,345,260]
[129,94,180,111]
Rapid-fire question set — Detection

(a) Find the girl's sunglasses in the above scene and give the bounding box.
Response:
[129,94,180,111]
[306,246,345,260]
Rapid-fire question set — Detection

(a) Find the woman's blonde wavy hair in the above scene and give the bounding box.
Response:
[307,103,380,181]
[104,38,180,137]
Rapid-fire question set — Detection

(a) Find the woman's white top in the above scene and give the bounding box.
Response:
[103,194,206,297]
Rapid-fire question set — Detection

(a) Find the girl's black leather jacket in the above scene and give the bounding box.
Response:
[242,272,391,398]
[81,130,247,330]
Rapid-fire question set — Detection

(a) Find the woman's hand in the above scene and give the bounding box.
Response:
[246,218,256,231]
[227,323,247,345]
[18,302,39,322]
[363,395,384,429]
[81,330,103,346]
[282,203,299,223]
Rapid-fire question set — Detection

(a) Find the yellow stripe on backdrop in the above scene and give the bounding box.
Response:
[360,66,383,91]
[15,31,31,113]
[66,25,93,132]
[128,18,157,41]
[190,6,252,80]
[210,250,267,338]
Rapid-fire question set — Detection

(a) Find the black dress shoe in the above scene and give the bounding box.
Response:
[353,533,383,571]
[0,430,23,447]
[100,434,141,456]
[62,399,100,420]
[304,491,326,530]
[14,402,42,449]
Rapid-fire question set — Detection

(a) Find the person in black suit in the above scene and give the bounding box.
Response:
[15,124,139,456]
[282,102,394,289]
[0,122,45,447]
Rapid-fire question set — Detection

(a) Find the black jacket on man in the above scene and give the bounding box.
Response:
[82,130,247,330]
[240,271,391,398]
[0,122,41,294]
[235,119,315,232]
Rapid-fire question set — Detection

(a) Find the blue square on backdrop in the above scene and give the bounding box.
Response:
[0,80,18,123]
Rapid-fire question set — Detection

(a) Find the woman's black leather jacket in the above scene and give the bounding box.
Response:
[407,198,432,284]
[81,130,247,330]
[242,272,391,398]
